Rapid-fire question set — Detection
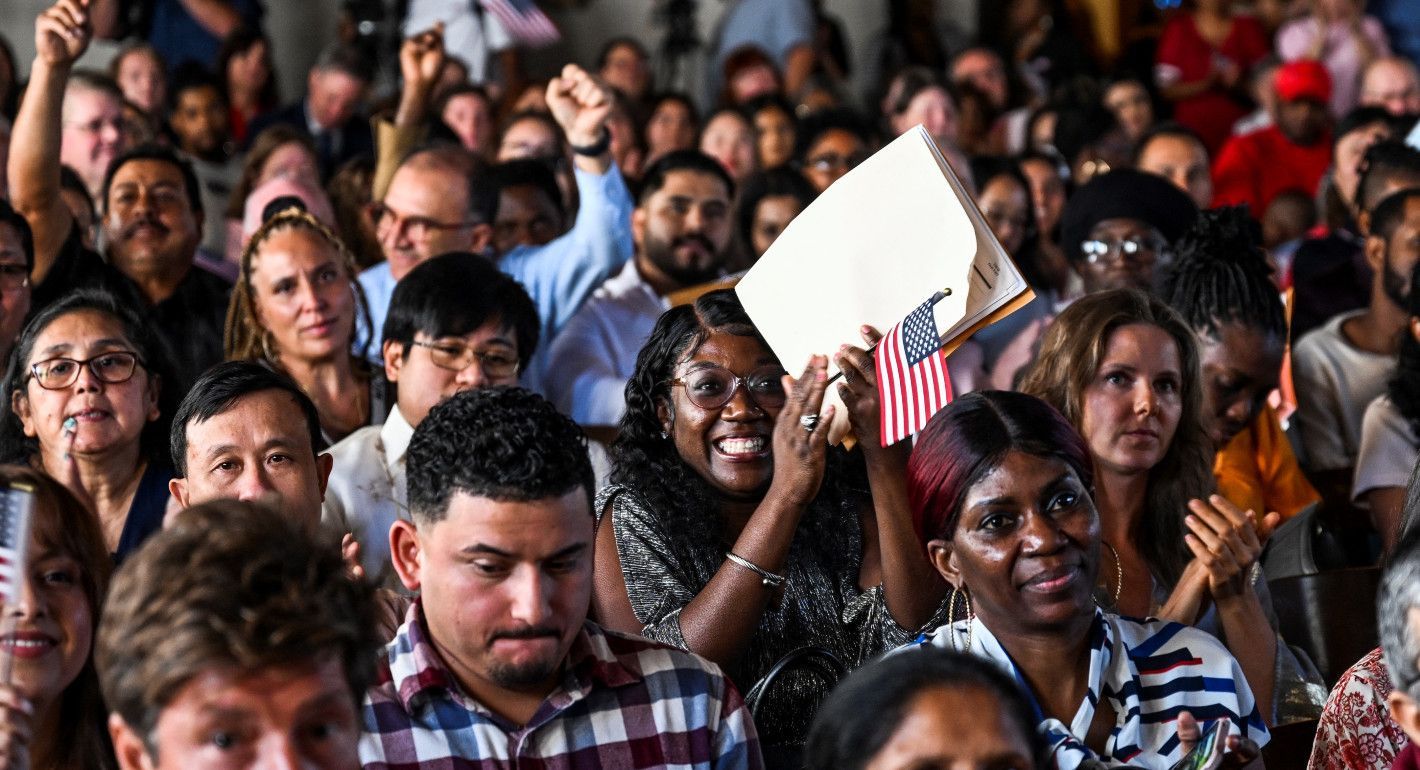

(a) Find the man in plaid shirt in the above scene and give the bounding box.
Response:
[360,387,763,768]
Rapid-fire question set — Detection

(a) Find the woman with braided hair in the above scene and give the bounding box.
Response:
[1159,206,1320,522]
[225,198,384,444]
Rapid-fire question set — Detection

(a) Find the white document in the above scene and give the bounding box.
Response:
[735,125,1033,441]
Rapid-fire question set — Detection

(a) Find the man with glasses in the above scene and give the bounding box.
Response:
[1058,168,1199,297]
[326,252,540,581]
[357,63,633,387]
[545,150,736,431]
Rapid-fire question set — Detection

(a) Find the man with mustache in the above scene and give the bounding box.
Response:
[9,0,229,394]
[545,150,736,429]
[363,387,762,768]
[1293,187,1420,520]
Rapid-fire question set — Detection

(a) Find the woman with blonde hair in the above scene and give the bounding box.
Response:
[1020,288,1324,723]
[225,199,383,444]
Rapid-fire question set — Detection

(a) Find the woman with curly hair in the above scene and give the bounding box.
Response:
[0,466,118,769]
[1020,288,1316,723]
[1159,206,1318,523]
[591,289,945,755]
[225,199,383,444]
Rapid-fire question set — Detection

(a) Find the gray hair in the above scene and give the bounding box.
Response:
[1379,460,1420,697]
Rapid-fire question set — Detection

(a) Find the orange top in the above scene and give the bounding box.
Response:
[1213,404,1320,520]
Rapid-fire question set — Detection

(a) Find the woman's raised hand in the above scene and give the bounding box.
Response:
[771,355,833,507]
[1183,495,1280,601]
[836,326,886,449]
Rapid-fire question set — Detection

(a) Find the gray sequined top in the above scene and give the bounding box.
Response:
[596,484,921,747]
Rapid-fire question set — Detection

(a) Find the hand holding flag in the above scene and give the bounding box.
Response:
[874,291,954,446]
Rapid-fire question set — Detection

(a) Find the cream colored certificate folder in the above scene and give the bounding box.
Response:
[735,125,1034,443]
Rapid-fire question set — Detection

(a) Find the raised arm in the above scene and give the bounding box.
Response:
[594,358,836,668]
[177,0,245,39]
[837,329,948,630]
[9,0,87,285]
[371,24,443,200]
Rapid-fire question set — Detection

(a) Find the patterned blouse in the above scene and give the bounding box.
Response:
[1309,647,1410,770]
[595,484,922,748]
[903,610,1270,769]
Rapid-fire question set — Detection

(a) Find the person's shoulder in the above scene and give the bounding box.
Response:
[1113,614,1236,660]
[1294,311,1359,358]
[591,622,732,684]
[328,423,384,462]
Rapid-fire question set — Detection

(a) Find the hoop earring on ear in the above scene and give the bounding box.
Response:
[948,584,975,653]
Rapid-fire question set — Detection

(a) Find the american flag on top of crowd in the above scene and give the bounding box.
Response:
[0,485,34,605]
[480,0,561,47]
[874,291,953,446]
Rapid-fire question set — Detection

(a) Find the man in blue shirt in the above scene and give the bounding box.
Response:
[358,63,633,389]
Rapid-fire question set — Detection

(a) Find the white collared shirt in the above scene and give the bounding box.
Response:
[322,405,414,581]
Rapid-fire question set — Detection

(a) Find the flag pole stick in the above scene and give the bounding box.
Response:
[825,287,952,386]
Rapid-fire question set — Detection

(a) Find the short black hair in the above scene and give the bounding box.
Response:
[406,388,593,524]
[1358,141,1420,213]
[170,361,324,476]
[794,108,873,163]
[596,36,648,69]
[1131,120,1207,165]
[1372,187,1420,242]
[0,199,35,272]
[382,252,540,370]
[805,648,1049,770]
[487,159,566,222]
[101,143,203,216]
[168,61,229,112]
[636,149,735,206]
[1334,105,1395,147]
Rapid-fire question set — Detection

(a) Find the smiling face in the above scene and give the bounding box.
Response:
[103,158,201,278]
[633,169,733,292]
[1198,322,1283,449]
[14,309,159,460]
[1078,323,1183,476]
[3,524,93,710]
[392,490,593,707]
[125,657,361,770]
[249,226,356,364]
[932,451,1100,637]
[659,331,784,501]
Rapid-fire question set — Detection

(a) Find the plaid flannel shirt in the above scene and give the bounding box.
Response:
[359,600,764,769]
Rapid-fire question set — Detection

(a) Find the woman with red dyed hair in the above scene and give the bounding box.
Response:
[904,390,1267,768]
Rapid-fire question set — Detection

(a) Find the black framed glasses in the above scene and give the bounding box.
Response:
[411,340,519,378]
[667,365,788,411]
[29,351,144,390]
[368,203,479,243]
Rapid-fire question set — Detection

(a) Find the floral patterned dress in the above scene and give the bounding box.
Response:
[1309,647,1410,770]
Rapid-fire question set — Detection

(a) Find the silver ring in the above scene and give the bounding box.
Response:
[799,414,819,432]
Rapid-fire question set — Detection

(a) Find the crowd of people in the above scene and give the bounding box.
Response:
[1,0,1420,766]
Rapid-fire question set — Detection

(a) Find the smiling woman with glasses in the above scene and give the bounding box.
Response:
[592,289,947,762]
[0,290,179,564]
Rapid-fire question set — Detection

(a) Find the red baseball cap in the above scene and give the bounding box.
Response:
[1274,60,1332,104]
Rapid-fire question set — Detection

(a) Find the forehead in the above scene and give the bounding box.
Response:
[650,169,730,204]
[32,309,128,353]
[435,490,593,547]
[109,158,186,190]
[426,318,517,346]
[253,226,337,268]
[678,330,774,370]
[0,222,21,253]
[964,450,1075,506]
[188,390,312,451]
[503,119,557,144]
[444,93,489,114]
[1201,322,1284,366]
[807,129,863,156]
[704,112,750,135]
[1101,322,1180,366]
[176,85,222,108]
[877,685,1032,764]
[387,163,469,215]
[1139,134,1205,164]
[980,174,1027,200]
[65,87,121,118]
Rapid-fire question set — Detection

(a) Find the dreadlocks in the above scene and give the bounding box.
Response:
[1160,206,1286,343]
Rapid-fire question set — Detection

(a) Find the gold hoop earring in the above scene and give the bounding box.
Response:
[948,584,974,653]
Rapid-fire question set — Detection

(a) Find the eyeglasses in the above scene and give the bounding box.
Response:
[1080,235,1163,266]
[369,203,479,243]
[805,153,866,174]
[411,340,519,378]
[667,365,787,411]
[0,264,28,292]
[29,351,143,390]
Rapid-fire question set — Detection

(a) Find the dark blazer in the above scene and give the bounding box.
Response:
[245,99,374,180]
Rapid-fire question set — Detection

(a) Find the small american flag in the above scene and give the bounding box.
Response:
[875,292,953,446]
[0,485,33,604]
[479,0,561,47]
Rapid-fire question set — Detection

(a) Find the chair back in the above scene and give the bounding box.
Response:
[1268,567,1381,685]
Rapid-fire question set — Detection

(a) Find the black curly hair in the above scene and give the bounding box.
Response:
[407,387,594,524]
[1159,206,1286,344]
[611,289,868,535]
